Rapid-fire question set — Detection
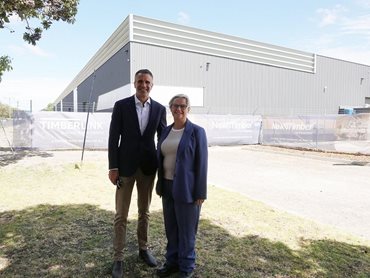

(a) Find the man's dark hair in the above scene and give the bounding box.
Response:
[135,69,153,78]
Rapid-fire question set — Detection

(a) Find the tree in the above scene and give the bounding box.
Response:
[44,102,55,111]
[0,101,13,118]
[0,0,79,81]
[0,55,12,82]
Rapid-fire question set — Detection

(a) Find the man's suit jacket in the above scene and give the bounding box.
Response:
[156,119,208,203]
[108,95,167,176]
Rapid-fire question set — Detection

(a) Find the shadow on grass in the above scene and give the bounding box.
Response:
[0,148,53,167]
[0,204,369,278]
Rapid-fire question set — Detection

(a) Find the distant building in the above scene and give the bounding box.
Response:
[54,14,370,115]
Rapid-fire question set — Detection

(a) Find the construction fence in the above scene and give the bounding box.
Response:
[1,112,370,155]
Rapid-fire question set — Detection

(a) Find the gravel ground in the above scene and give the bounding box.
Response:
[208,145,370,241]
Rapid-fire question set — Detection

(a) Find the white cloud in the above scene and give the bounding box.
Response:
[355,0,370,9]
[6,43,52,58]
[177,11,190,25]
[306,3,370,65]
[7,44,27,56]
[314,3,370,35]
[316,5,347,27]
[341,14,370,35]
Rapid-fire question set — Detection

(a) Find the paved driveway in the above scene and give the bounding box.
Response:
[208,145,370,240]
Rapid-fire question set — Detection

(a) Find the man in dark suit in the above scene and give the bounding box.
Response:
[108,69,167,278]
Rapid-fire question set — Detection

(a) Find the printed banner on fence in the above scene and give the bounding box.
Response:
[31,112,111,150]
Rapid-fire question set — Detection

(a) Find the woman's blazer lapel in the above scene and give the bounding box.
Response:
[176,120,193,158]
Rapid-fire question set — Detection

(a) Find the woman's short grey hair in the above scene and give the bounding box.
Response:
[168,94,191,107]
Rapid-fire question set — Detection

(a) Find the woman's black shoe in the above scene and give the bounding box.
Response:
[156,263,179,277]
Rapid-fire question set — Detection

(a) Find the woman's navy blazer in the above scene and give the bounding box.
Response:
[156,119,208,203]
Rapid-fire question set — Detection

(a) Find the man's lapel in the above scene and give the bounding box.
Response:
[143,99,157,135]
[128,95,141,135]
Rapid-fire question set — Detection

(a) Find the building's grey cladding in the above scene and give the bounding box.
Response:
[63,91,74,112]
[131,43,369,115]
[76,45,131,112]
[55,14,370,116]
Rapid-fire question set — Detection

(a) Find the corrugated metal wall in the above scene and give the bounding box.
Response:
[131,15,316,73]
[131,43,370,115]
[55,14,370,116]
[55,16,131,104]
[77,46,131,112]
[62,92,73,112]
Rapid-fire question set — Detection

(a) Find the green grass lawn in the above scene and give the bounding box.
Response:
[0,151,369,277]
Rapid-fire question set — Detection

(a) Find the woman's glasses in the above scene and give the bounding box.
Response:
[171,104,188,110]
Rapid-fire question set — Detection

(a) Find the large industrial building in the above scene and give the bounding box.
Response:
[54,14,370,116]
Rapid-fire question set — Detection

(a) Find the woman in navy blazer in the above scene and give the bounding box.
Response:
[156,94,208,278]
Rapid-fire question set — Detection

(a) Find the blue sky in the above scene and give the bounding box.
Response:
[1,0,370,111]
